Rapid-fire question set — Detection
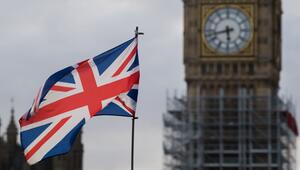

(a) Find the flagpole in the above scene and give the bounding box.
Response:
[131,26,143,170]
[131,116,137,170]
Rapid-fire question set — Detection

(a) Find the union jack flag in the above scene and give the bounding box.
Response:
[19,38,140,165]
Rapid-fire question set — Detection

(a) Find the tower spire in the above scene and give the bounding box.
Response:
[7,98,17,145]
[10,98,15,121]
[0,116,2,136]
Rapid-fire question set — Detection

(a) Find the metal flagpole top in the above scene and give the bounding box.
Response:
[135,26,144,38]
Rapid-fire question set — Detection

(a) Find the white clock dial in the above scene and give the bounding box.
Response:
[204,7,252,54]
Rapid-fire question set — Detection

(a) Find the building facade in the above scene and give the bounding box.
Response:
[0,107,83,170]
[164,0,298,170]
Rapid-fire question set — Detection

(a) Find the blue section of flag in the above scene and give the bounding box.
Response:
[127,89,138,101]
[97,102,131,117]
[93,38,134,76]
[21,123,52,149]
[40,66,75,103]
[42,119,85,160]
[128,53,139,71]
[59,73,75,84]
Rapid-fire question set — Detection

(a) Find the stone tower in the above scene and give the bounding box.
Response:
[6,106,18,168]
[0,105,84,170]
[183,0,282,103]
[163,0,297,170]
[7,107,17,147]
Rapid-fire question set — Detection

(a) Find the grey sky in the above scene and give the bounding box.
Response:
[0,0,299,170]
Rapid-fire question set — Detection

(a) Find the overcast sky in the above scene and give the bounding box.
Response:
[0,0,299,170]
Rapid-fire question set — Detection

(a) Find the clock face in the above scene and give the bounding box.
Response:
[204,7,252,54]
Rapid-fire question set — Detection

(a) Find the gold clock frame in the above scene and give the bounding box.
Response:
[201,4,255,57]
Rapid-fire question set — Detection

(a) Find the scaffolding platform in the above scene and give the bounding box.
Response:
[163,91,297,170]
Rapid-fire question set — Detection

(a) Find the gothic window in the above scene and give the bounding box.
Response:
[217,63,222,74]
[248,63,254,75]
[201,64,207,75]
[233,63,238,75]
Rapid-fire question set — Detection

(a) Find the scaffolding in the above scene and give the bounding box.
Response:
[163,90,297,170]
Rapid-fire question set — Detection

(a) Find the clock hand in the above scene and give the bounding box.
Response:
[225,26,234,41]
[215,29,228,35]
[206,27,234,37]
[206,30,227,37]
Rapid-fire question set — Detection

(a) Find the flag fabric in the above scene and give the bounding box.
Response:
[19,37,140,165]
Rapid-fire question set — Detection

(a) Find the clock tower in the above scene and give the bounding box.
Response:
[163,0,297,170]
[184,0,282,98]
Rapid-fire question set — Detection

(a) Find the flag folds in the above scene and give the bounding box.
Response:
[19,38,140,165]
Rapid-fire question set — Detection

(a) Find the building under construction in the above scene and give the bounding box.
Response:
[163,92,298,170]
[164,0,298,169]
